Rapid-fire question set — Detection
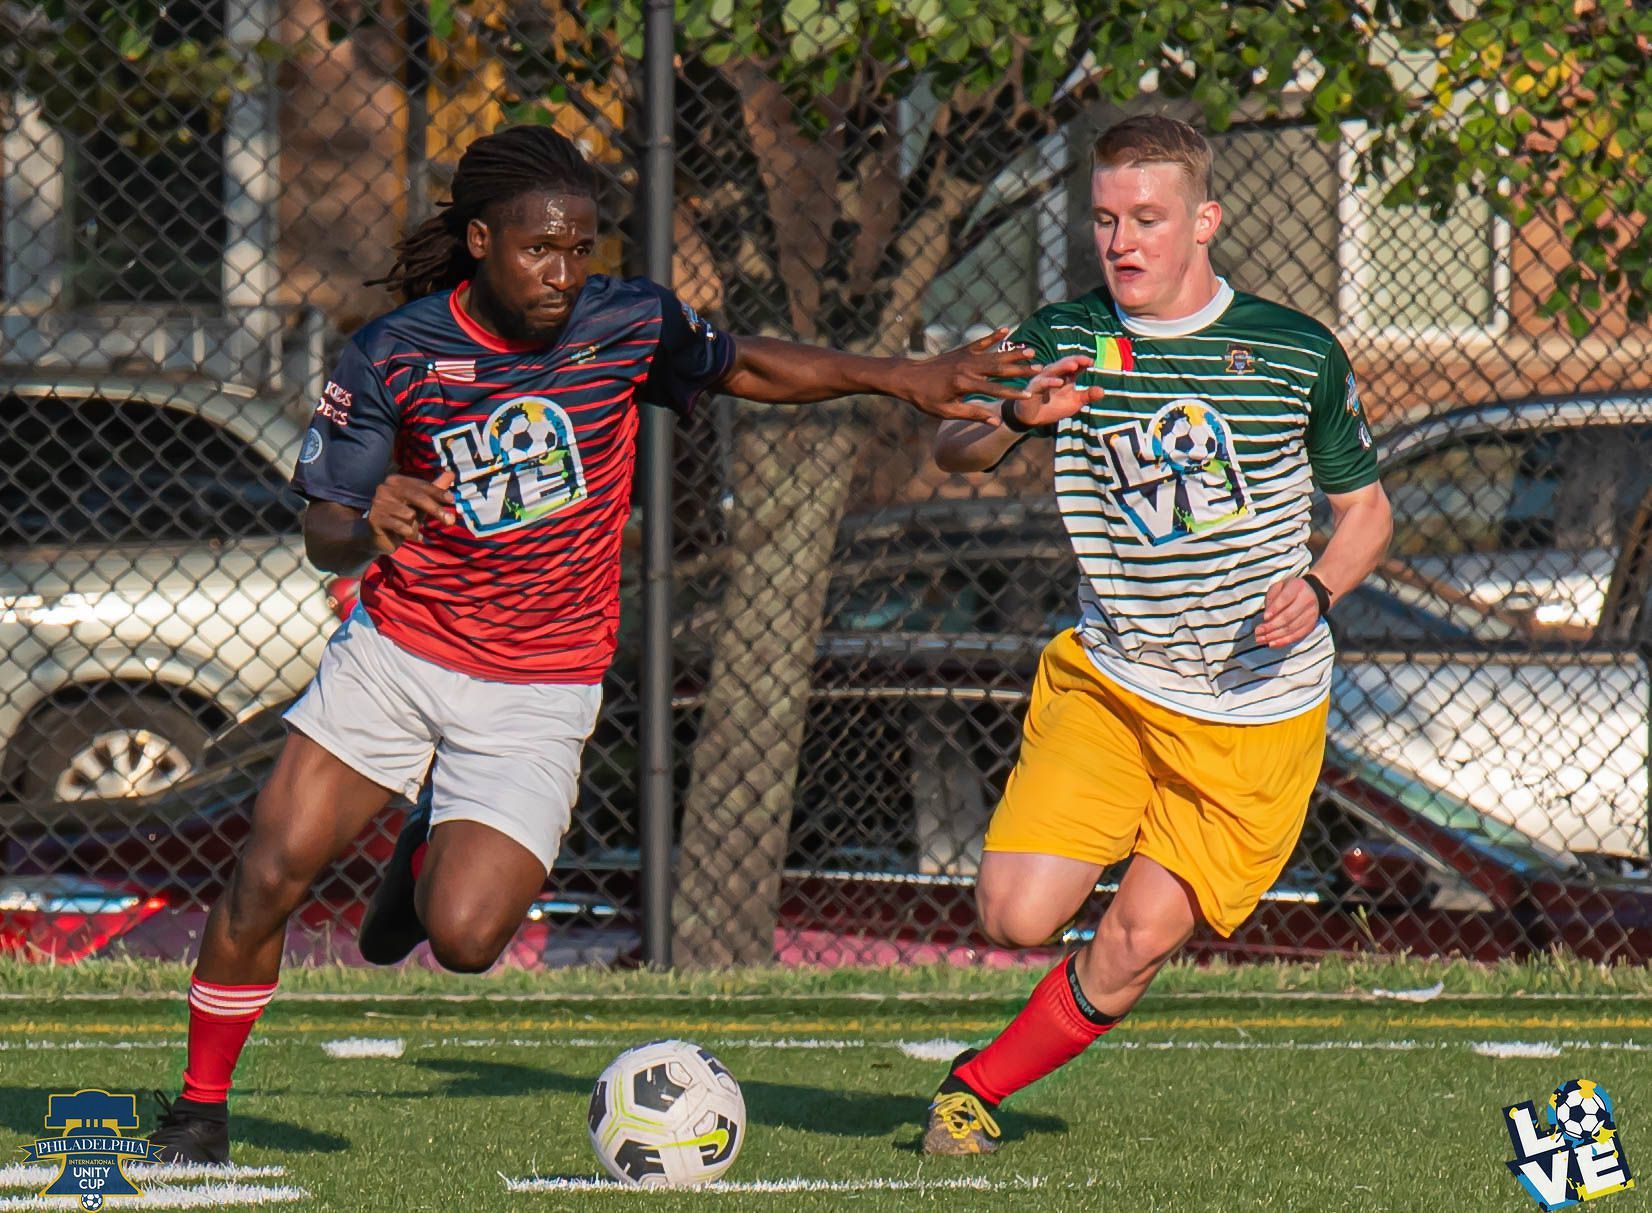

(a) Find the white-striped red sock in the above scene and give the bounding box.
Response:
[181,976,278,1104]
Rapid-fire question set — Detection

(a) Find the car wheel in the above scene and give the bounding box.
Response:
[15,698,211,803]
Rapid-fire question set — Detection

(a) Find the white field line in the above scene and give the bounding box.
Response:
[0,1166,287,1189]
[502,1174,1047,1195]
[9,989,1652,1004]
[320,1037,404,1058]
[897,1039,972,1061]
[1370,982,1446,1003]
[0,1183,306,1209]
[4,1035,1651,1057]
[1473,1041,1563,1059]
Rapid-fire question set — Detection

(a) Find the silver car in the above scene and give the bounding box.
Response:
[0,374,335,809]
[1328,395,1652,861]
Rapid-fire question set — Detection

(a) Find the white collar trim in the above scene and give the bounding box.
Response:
[1115,278,1234,337]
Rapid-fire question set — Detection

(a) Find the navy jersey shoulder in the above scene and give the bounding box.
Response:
[291,278,735,508]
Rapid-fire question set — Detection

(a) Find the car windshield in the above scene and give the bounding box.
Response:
[0,394,302,547]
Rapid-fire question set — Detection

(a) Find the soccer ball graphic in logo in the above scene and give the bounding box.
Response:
[588,1040,745,1188]
[487,398,564,469]
[1548,1078,1615,1143]
[1150,401,1224,474]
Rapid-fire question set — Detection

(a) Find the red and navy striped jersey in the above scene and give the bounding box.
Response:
[292,276,735,683]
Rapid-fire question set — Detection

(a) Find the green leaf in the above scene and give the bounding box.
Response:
[430,0,456,40]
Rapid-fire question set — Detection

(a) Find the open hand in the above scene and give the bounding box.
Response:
[367,470,456,553]
[1006,354,1105,428]
[896,327,1038,423]
[1256,577,1323,648]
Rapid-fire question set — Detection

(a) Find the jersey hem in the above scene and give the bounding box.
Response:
[366,605,611,686]
[1074,632,1332,726]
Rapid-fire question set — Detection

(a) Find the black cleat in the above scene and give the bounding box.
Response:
[147,1091,230,1166]
[922,1049,1002,1156]
[357,793,431,966]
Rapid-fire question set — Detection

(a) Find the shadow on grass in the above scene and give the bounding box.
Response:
[233,1114,351,1154]
[0,1089,349,1157]
[395,1057,1064,1143]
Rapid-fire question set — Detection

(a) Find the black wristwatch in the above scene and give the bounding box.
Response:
[1302,573,1334,618]
[1001,397,1037,434]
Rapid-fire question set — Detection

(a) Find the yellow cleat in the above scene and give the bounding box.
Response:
[923,1089,1002,1156]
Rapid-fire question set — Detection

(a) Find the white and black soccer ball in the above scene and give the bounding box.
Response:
[1152,401,1223,474]
[1550,1079,1614,1143]
[588,1039,746,1188]
[488,399,560,466]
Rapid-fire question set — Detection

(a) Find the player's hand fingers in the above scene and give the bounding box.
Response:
[1035,354,1094,382]
[926,398,1003,425]
[393,479,457,524]
[961,377,1030,402]
[970,325,1012,351]
[372,513,420,548]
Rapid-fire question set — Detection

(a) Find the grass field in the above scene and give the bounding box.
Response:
[0,956,1647,1211]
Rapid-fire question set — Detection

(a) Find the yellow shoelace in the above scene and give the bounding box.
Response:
[932,1091,1002,1142]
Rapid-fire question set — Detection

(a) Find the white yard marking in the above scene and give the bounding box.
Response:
[897,1039,973,1061]
[0,1165,286,1189]
[320,1037,404,1059]
[502,1174,1047,1195]
[12,989,1652,1004]
[1370,982,1446,1003]
[1472,1041,1563,1059]
[0,1183,307,1209]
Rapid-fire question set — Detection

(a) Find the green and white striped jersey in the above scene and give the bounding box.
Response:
[1005,279,1378,723]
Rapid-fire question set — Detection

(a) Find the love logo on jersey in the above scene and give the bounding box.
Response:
[432,395,589,536]
[1097,399,1251,546]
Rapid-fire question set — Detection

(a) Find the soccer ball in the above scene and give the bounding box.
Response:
[588,1040,746,1188]
[488,398,562,467]
[1549,1079,1614,1142]
[1152,401,1223,473]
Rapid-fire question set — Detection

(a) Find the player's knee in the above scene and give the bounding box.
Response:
[223,851,310,939]
[1095,908,1188,972]
[423,908,512,974]
[977,897,1072,950]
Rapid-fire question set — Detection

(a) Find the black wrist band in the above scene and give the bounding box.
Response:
[1001,397,1036,434]
[1303,573,1333,617]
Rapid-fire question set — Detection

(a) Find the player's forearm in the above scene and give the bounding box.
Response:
[1310,483,1393,601]
[718,335,922,404]
[934,417,1021,473]
[302,501,380,574]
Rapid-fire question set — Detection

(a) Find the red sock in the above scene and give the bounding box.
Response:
[181,976,278,1104]
[954,955,1123,1104]
[411,841,428,881]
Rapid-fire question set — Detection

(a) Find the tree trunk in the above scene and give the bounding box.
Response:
[670,402,864,966]
[668,75,986,966]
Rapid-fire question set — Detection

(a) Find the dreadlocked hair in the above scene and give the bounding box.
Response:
[369,124,597,302]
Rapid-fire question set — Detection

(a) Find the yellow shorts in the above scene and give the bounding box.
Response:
[983,630,1328,937]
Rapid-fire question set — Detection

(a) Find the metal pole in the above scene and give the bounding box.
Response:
[639,0,676,969]
[404,0,432,227]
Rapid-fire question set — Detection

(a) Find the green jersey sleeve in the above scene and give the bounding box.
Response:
[1305,338,1379,493]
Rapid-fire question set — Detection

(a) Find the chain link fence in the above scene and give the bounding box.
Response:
[2,4,1651,970]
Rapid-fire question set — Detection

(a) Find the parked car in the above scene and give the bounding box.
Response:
[0,374,336,811]
[10,392,1652,966]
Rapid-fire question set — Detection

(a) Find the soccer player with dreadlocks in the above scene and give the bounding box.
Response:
[147,124,1081,1165]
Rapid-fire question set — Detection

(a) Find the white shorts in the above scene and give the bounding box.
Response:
[284,606,602,871]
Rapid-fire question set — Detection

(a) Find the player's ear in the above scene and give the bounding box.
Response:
[465,217,490,261]
[1193,199,1222,246]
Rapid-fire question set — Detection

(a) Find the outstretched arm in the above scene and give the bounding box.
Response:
[719,329,1038,424]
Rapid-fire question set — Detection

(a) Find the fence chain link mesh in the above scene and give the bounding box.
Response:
[2,4,1649,969]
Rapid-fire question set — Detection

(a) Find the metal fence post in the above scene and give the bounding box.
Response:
[639,0,677,969]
